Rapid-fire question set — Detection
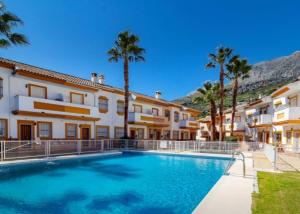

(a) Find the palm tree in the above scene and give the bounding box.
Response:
[226,56,251,136]
[194,82,220,141]
[0,1,28,48]
[108,31,145,138]
[206,47,233,141]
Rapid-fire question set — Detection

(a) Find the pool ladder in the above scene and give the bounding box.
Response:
[225,151,246,177]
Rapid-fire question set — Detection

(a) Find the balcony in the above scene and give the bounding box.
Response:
[179,119,199,129]
[224,122,245,131]
[249,114,272,126]
[128,112,169,127]
[13,95,100,121]
[273,106,300,123]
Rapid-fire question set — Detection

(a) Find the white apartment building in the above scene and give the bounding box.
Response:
[0,58,200,141]
[223,104,247,141]
[245,96,273,143]
[271,79,300,150]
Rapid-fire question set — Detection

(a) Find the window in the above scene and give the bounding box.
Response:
[235,116,241,122]
[0,77,3,98]
[163,130,171,140]
[37,122,52,139]
[133,105,142,113]
[152,108,159,116]
[181,131,189,140]
[117,100,125,115]
[174,111,179,122]
[98,96,108,113]
[96,126,109,139]
[115,127,124,139]
[0,119,7,139]
[182,113,188,120]
[289,96,297,107]
[28,84,47,99]
[70,92,84,104]
[286,131,292,145]
[137,128,144,139]
[173,130,179,140]
[165,109,170,120]
[65,124,77,139]
[259,106,268,114]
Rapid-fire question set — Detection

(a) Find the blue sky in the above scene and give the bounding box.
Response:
[2,0,300,100]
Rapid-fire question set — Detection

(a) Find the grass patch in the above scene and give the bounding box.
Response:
[252,171,300,214]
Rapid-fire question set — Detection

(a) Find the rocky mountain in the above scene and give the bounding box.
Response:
[239,51,300,92]
[174,51,300,115]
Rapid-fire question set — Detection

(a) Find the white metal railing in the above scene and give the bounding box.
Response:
[0,140,252,161]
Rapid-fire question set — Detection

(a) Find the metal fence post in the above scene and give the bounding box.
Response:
[77,140,81,155]
[274,145,277,170]
[1,141,3,161]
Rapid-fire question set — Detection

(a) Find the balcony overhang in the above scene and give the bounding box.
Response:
[128,121,169,127]
[12,110,100,121]
[273,120,300,126]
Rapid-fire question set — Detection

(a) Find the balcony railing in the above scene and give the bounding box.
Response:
[224,122,245,131]
[179,119,199,128]
[248,114,272,126]
[14,95,99,118]
[273,106,300,122]
[129,112,168,125]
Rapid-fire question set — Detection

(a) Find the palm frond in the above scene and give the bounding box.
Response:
[0,38,10,47]
[8,33,28,45]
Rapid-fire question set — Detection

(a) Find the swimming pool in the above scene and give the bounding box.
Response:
[0,152,231,214]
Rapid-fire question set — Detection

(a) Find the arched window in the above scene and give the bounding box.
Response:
[0,77,3,98]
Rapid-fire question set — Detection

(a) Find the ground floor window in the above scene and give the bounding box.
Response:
[286,131,292,145]
[181,131,189,140]
[37,122,52,139]
[115,127,124,139]
[273,132,282,145]
[172,130,179,140]
[66,123,77,139]
[137,128,144,139]
[96,126,109,139]
[163,130,171,140]
[0,119,7,139]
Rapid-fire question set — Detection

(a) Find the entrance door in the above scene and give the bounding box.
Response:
[156,131,161,140]
[20,124,32,141]
[81,128,90,140]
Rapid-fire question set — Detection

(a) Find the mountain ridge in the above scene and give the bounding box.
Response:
[173,51,300,116]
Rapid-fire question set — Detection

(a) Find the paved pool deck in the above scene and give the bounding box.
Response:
[193,152,255,214]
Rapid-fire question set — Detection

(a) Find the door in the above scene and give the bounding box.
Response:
[81,128,90,140]
[156,131,161,140]
[20,124,32,141]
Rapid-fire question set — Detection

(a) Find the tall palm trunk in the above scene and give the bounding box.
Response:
[210,100,217,141]
[230,77,238,136]
[123,57,129,138]
[219,63,225,141]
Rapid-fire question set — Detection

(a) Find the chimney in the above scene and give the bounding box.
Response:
[155,91,161,99]
[98,74,105,84]
[91,73,97,83]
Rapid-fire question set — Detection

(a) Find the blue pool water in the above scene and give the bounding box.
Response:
[0,152,231,214]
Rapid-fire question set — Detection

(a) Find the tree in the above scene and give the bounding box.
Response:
[108,31,145,138]
[206,47,233,141]
[194,82,220,141]
[226,55,251,136]
[0,1,28,48]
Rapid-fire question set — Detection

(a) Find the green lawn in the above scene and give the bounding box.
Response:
[252,172,300,214]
